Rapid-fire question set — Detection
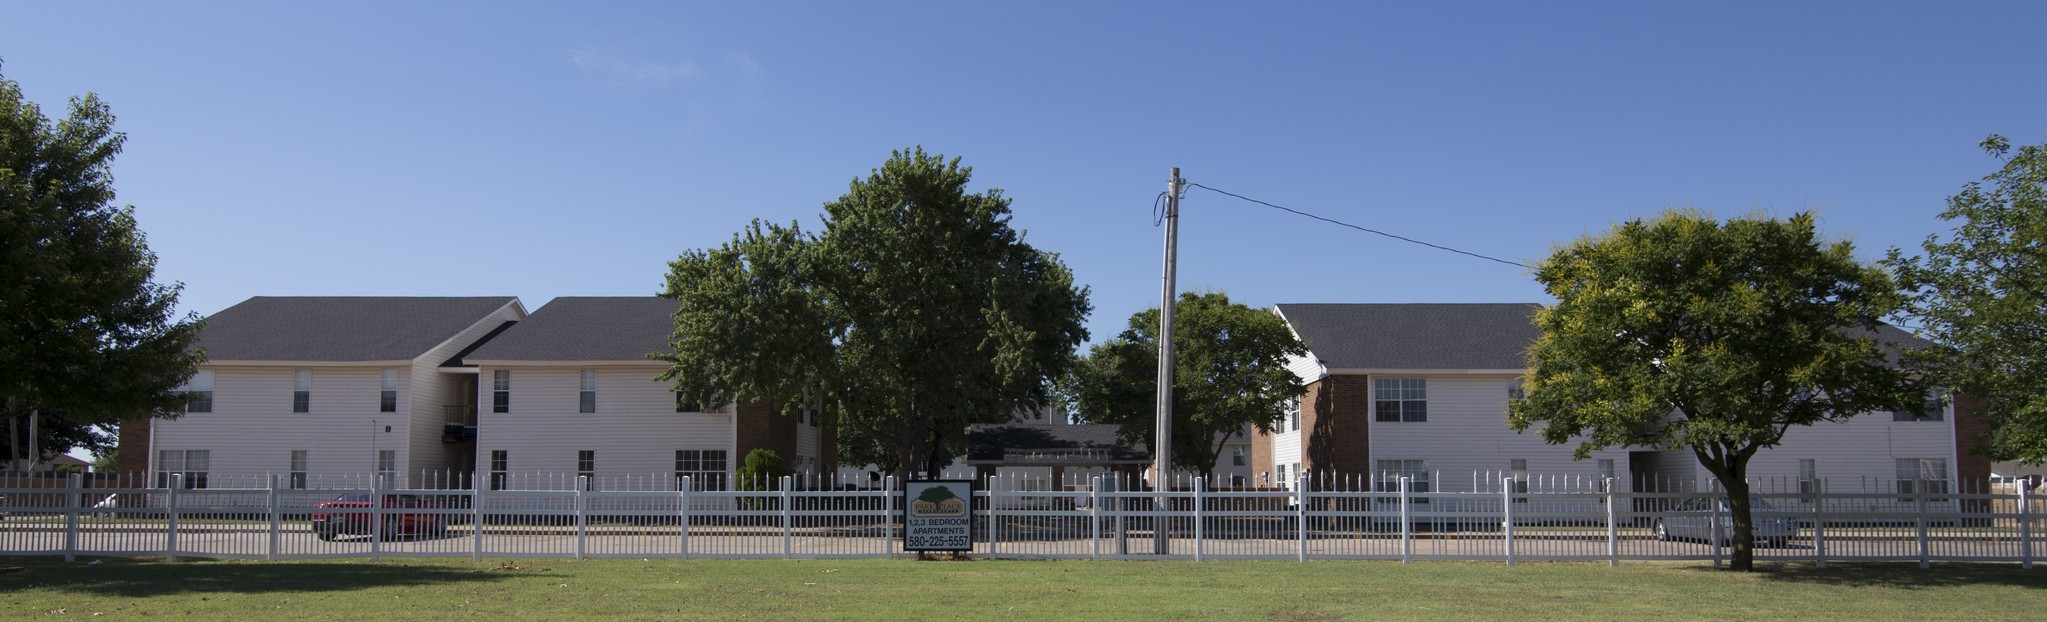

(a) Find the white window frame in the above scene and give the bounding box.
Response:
[156,449,209,489]
[379,368,399,413]
[491,370,511,413]
[1373,378,1427,422]
[289,450,309,489]
[292,370,311,413]
[1375,459,1430,503]
[1284,397,1301,432]
[578,370,597,414]
[675,449,729,491]
[182,370,215,413]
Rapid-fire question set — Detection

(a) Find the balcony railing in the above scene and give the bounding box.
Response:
[443,405,477,419]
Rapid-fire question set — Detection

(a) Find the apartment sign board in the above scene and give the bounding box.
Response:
[903,480,974,551]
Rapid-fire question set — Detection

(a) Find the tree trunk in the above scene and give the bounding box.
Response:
[1721,464,1757,571]
[1695,444,1760,571]
[923,427,944,480]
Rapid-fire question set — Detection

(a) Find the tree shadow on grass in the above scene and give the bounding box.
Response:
[1683,562,2047,590]
[0,557,543,598]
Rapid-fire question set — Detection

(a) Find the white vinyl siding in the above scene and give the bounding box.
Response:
[408,302,522,476]
[1652,402,1959,491]
[154,366,406,484]
[1368,375,1631,494]
[475,365,733,490]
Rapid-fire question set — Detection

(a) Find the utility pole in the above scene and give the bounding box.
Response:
[1154,167,1183,555]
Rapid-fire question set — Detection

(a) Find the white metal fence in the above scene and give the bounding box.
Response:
[3,472,2039,567]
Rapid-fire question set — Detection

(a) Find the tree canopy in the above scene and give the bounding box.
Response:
[0,66,203,469]
[1067,292,1306,480]
[1887,135,2047,465]
[658,148,1090,479]
[1508,210,1923,571]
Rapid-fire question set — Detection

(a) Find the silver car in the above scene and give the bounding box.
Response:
[1653,497,1798,547]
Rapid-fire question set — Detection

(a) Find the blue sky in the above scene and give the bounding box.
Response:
[5,2,2044,344]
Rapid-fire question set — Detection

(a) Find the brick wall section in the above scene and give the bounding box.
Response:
[116,417,151,478]
[1303,374,1372,479]
[734,399,797,466]
[1953,392,1992,486]
[1250,419,1275,486]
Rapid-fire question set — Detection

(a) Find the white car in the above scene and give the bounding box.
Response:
[1652,497,1798,547]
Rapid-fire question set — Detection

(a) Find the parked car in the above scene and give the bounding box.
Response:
[1653,497,1798,547]
[311,493,446,540]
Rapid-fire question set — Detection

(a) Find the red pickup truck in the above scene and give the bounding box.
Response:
[311,493,447,540]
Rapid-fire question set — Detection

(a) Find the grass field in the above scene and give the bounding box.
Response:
[3,557,2043,620]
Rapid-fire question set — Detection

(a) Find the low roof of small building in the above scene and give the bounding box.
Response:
[1276,302,1933,371]
[966,423,1149,466]
[196,296,520,361]
[462,296,682,362]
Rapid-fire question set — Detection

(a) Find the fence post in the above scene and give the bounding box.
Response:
[64,472,81,562]
[472,482,484,563]
[1709,488,1722,570]
[370,476,384,563]
[988,476,999,560]
[1193,476,1205,562]
[575,476,588,561]
[1502,477,1515,566]
[2019,483,2032,571]
[1917,486,1930,569]
[1605,477,1617,567]
[1090,475,1102,561]
[267,474,281,562]
[1812,479,1826,569]
[1399,476,1411,565]
[1296,472,1308,563]
[780,475,793,559]
[678,476,691,560]
[883,476,896,558]
[165,473,180,563]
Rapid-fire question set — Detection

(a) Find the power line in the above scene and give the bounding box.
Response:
[1184,181,1530,269]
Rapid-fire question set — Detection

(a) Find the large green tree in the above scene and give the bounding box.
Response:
[658,148,1090,479]
[1,66,204,470]
[1887,135,2047,464]
[1508,210,1924,571]
[1067,292,1307,481]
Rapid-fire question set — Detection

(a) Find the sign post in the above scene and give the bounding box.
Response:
[903,480,976,553]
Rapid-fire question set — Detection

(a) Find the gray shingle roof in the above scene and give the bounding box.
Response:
[462,297,682,362]
[1275,303,1541,370]
[197,297,519,361]
[1276,303,1933,371]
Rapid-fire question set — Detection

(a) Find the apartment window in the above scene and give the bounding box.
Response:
[491,370,510,413]
[1507,379,1526,402]
[1896,458,1949,499]
[578,370,597,414]
[1799,459,1819,495]
[156,449,209,489]
[182,370,214,413]
[1284,397,1301,432]
[379,368,399,413]
[1893,390,1946,421]
[675,449,729,491]
[1292,462,1303,486]
[575,450,596,489]
[375,450,396,488]
[289,450,309,489]
[1509,459,1530,502]
[1375,459,1430,502]
[1374,378,1427,422]
[1232,447,1247,466]
[489,450,509,491]
[1276,464,1289,487]
[292,370,311,413]
[1596,458,1616,497]
[675,392,700,413]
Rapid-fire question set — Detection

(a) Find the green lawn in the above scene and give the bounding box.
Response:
[2,557,2043,620]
